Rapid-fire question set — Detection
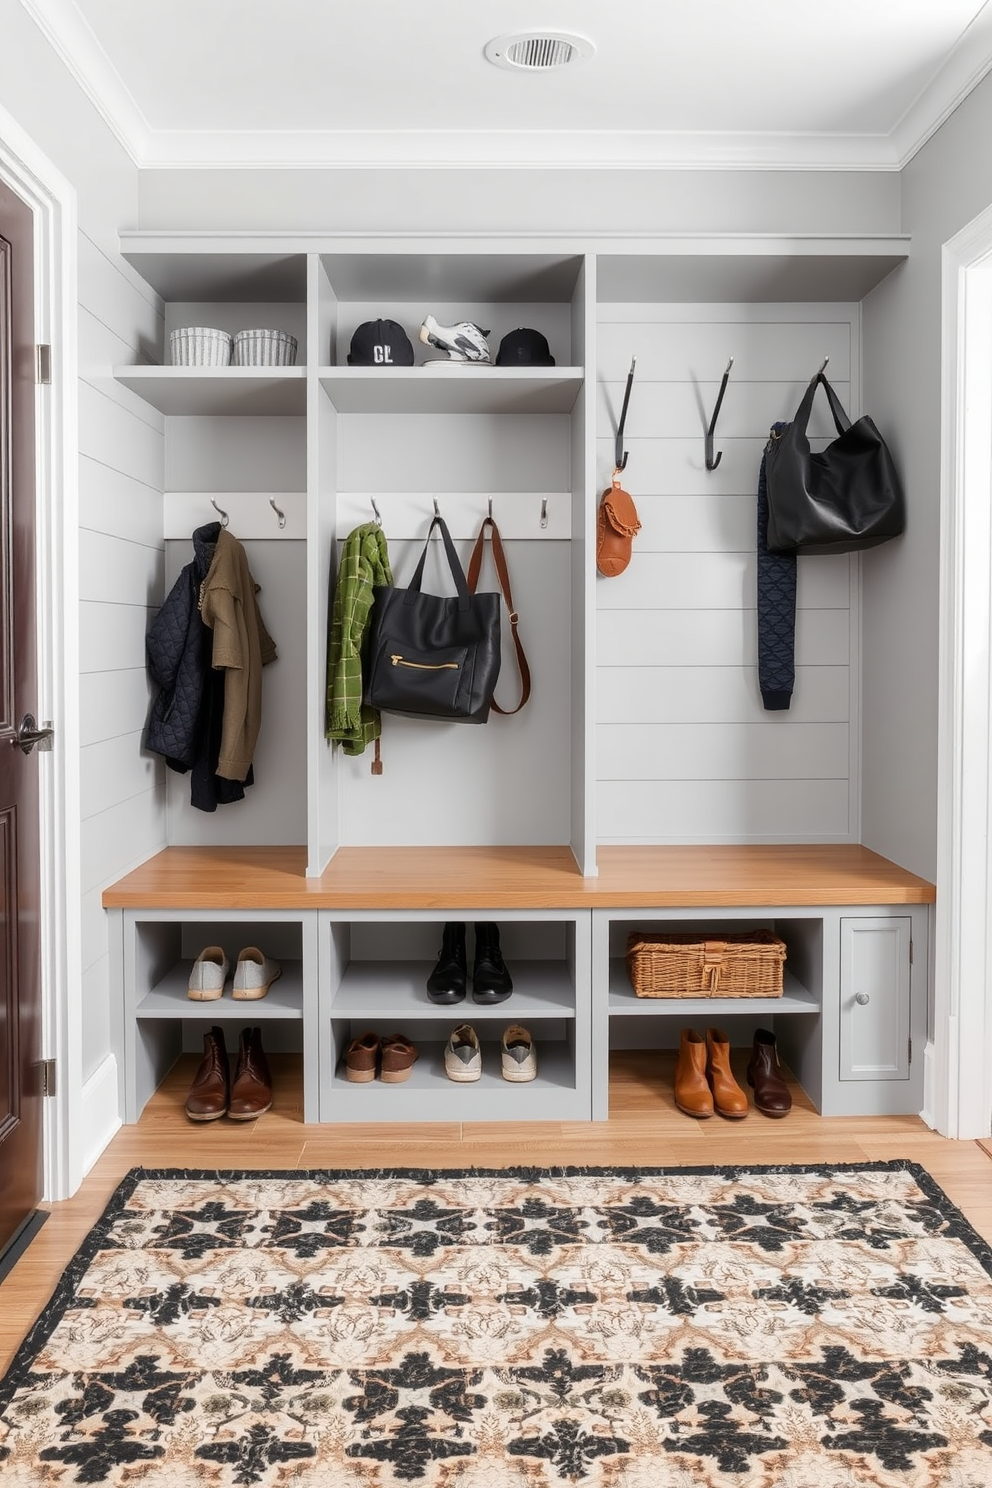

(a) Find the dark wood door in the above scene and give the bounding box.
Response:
[0,179,43,1257]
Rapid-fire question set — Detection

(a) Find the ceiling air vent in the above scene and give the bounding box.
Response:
[485,32,595,72]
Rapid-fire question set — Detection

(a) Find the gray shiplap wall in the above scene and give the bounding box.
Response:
[596,304,860,844]
[78,233,166,1081]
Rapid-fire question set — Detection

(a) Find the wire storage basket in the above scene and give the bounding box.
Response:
[169,327,233,366]
[626,929,787,999]
[232,329,298,366]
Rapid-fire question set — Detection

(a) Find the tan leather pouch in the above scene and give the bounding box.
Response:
[596,476,641,577]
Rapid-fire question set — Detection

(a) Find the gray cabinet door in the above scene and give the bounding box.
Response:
[839,916,911,1081]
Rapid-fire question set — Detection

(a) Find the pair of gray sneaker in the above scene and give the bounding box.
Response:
[444,1023,537,1083]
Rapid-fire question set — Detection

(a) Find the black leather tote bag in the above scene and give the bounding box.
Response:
[764,372,905,555]
[364,515,501,723]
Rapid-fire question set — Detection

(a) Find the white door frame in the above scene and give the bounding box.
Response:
[0,106,80,1200]
[934,203,992,1139]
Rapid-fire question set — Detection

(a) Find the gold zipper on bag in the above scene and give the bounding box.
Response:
[390,654,459,671]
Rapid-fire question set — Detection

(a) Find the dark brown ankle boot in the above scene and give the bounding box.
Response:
[746,1028,792,1117]
[185,1026,229,1122]
[228,1027,272,1120]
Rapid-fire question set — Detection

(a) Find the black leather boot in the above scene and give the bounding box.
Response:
[472,922,513,1003]
[426,922,467,1004]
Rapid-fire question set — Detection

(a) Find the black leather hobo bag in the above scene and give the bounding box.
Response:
[764,372,905,555]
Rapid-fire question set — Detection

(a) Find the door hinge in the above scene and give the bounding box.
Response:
[908,1038,912,1068]
[35,1058,57,1097]
[909,938,914,965]
[35,344,52,385]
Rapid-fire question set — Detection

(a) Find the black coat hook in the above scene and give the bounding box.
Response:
[614,356,636,473]
[705,357,734,471]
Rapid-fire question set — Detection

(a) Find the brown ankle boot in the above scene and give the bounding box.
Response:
[705,1027,748,1119]
[228,1027,273,1120]
[746,1028,792,1117]
[185,1026,229,1122]
[674,1029,714,1118]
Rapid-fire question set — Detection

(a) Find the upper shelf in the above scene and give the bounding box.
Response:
[595,238,910,302]
[119,234,910,307]
[319,366,583,415]
[114,366,307,416]
[120,249,308,302]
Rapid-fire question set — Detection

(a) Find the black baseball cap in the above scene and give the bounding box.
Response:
[495,328,555,366]
[346,319,414,366]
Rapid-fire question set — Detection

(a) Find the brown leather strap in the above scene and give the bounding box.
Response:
[466,516,531,715]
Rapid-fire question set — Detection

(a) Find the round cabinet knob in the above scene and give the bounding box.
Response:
[855,992,870,1006]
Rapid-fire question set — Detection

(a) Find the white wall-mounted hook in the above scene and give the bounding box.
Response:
[210,497,229,528]
[540,497,549,529]
[269,497,287,529]
[370,497,382,526]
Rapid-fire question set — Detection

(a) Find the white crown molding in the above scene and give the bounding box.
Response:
[138,127,900,172]
[891,0,992,168]
[21,0,149,166]
[21,0,992,174]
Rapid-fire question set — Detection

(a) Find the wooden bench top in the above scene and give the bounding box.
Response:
[102,843,936,911]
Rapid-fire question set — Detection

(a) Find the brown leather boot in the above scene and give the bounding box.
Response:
[674,1029,713,1118]
[705,1027,748,1119]
[746,1028,793,1117]
[185,1026,230,1122]
[228,1027,273,1120]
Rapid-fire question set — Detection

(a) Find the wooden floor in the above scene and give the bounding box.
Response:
[2,1049,991,1374]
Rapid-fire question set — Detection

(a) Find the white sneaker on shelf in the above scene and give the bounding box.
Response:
[444,1023,483,1082]
[187,946,230,1000]
[419,315,491,363]
[501,1024,537,1082]
[232,946,282,1000]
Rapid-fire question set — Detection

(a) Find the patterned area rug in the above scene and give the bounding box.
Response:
[3,1163,992,1485]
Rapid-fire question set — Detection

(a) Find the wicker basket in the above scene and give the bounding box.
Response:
[170,327,232,366]
[626,929,786,999]
[232,328,298,366]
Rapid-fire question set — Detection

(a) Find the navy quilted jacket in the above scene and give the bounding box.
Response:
[145,523,220,767]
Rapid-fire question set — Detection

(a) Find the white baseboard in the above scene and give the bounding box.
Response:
[920,1040,938,1132]
[80,1053,121,1177]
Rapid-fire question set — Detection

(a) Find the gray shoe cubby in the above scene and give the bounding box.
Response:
[319,909,592,1121]
[110,908,319,1122]
[592,905,929,1119]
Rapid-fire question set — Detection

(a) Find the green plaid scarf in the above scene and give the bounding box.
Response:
[325,522,392,755]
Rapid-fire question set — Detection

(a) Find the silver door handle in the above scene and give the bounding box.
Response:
[855,992,870,1006]
[12,713,54,754]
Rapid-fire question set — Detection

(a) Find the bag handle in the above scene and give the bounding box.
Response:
[791,371,853,440]
[466,515,531,715]
[406,514,471,610]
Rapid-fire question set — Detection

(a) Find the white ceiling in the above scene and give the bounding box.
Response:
[23,0,992,169]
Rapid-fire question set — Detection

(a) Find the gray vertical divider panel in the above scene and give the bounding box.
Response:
[107,908,127,1119]
[572,255,597,875]
[308,255,340,875]
[590,910,612,1120]
[301,911,320,1120]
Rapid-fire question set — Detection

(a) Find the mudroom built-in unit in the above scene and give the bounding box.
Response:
[103,232,933,1126]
